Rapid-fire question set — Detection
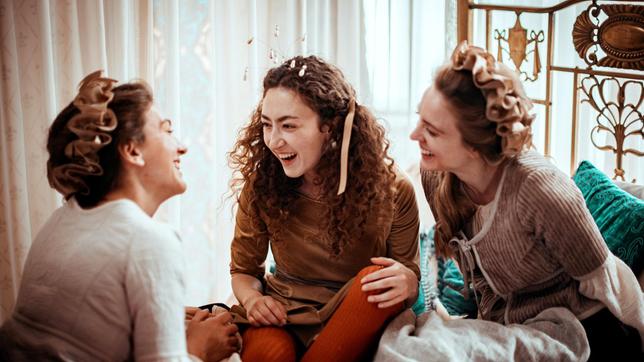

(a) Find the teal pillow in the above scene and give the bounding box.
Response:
[412,227,478,317]
[573,161,644,274]
[437,257,477,318]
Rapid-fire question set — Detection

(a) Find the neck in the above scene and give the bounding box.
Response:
[453,159,505,205]
[299,172,322,199]
[101,179,163,217]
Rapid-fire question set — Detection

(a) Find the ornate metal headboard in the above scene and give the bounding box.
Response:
[457,0,643,181]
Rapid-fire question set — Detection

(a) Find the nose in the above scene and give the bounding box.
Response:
[409,121,422,141]
[177,141,188,156]
[267,128,286,149]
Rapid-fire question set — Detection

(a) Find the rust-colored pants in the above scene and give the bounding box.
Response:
[241,265,404,362]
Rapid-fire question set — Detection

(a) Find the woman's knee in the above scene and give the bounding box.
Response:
[241,326,296,362]
[356,265,383,281]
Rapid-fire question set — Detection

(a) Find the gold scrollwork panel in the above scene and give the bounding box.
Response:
[574,2,644,70]
[579,75,643,181]
[494,13,545,81]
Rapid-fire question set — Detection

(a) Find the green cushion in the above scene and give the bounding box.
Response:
[573,161,644,275]
[413,227,477,316]
[437,257,477,318]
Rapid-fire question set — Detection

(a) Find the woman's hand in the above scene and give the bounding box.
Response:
[186,309,239,361]
[244,295,287,327]
[360,257,419,309]
[184,306,200,322]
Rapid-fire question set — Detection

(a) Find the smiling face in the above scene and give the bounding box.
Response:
[409,87,474,173]
[261,87,329,183]
[138,107,188,200]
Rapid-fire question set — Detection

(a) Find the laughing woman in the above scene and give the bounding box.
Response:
[0,72,239,361]
[228,55,420,361]
[409,43,643,360]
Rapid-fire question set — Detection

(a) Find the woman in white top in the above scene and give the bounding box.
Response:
[0,71,239,361]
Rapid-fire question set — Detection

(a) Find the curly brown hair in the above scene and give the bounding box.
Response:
[229,55,396,256]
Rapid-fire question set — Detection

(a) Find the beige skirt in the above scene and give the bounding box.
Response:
[230,273,356,347]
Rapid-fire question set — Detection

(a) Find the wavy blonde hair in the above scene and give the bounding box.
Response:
[431,44,534,257]
[229,55,396,256]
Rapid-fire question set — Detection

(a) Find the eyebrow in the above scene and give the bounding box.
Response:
[162,119,173,127]
[260,114,299,122]
[421,118,443,134]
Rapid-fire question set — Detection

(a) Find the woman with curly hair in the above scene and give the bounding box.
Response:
[0,71,239,361]
[400,42,642,360]
[228,55,420,361]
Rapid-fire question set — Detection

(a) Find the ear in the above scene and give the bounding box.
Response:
[118,141,145,167]
[466,145,480,160]
[321,124,331,141]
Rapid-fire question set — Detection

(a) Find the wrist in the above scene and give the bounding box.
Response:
[407,279,420,305]
[241,292,262,307]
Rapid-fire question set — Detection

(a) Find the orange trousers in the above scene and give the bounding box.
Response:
[241,265,404,362]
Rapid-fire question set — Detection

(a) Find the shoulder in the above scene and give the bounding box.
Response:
[392,168,419,213]
[392,168,420,206]
[509,150,563,181]
[393,168,415,197]
[114,202,183,258]
[510,151,584,208]
[511,151,574,191]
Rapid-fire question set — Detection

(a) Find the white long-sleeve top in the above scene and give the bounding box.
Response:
[1,198,194,361]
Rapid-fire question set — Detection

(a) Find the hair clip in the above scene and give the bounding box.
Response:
[243,24,307,81]
[298,65,307,77]
[289,59,296,68]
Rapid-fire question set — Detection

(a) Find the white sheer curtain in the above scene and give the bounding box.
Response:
[0,0,369,322]
[364,0,451,170]
[363,0,456,228]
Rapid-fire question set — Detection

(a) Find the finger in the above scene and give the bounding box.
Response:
[264,299,287,324]
[367,288,401,304]
[185,306,200,316]
[191,309,210,322]
[228,336,240,348]
[257,303,281,325]
[378,295,406,309]
[251,309,273,326]
[370,257,396,266]
[271,298,288,320]
[213,311,233,325]
[247,315,260,327]
[225,324,239,335]
[360,266,398,284]
[362,277,397,292]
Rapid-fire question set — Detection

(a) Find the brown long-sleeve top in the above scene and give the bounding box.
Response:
[421,150,644,331]
[230,171,420,346]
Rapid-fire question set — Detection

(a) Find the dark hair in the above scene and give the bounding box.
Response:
[46,82,152,208]
[229,55,396,256]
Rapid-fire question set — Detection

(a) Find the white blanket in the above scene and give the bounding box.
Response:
[375,307,589,362]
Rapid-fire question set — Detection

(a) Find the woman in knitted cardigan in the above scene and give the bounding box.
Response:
[409,42,643,361]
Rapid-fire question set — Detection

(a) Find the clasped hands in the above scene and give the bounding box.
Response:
[185,307,240,361]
